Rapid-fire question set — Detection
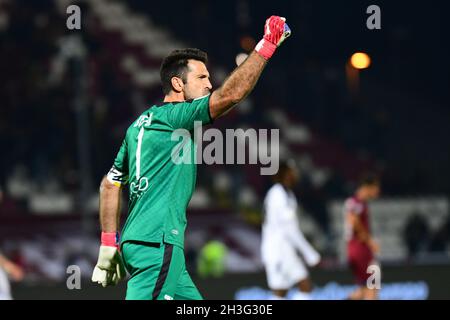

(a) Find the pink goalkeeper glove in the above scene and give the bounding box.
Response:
[255,15,292,60]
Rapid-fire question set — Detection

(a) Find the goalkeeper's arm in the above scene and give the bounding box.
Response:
[99,176,122,234]
[209,15,291,119]
[91,177,126,287]
[209,51,267,119]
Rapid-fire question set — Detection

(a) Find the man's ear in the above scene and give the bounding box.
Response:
[171,76,184,93]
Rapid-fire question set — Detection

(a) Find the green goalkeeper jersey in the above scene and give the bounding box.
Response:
[106,95,212,249]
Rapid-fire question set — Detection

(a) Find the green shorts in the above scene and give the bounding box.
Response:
[121,241,202,300]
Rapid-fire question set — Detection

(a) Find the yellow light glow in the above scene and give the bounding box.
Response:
[350,52,371,69]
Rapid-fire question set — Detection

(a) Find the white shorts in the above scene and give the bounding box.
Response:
[263,244,309,290]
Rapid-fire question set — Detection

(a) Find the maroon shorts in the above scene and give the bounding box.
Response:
[347,241,373,285]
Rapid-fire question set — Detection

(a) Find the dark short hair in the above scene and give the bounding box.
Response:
[358,173,380,187]
[160,48,208,95]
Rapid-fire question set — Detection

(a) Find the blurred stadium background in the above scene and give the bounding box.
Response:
[0,0,449,299]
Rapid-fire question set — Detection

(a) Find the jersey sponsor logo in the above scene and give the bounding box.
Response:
[130,177,149,199]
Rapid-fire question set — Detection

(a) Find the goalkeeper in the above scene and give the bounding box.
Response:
[92,16,291,300]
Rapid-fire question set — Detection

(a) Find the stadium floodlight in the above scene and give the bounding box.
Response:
[350,52,371,70]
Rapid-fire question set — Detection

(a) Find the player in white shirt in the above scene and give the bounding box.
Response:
[261,160,321,300]
[0,194,25,300]
[0,252,24,300]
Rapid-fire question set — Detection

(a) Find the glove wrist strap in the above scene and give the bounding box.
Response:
[101,231,119,247]
[255,38,277,60]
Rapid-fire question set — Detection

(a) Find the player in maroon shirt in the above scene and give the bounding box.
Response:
[344,174,381,300]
